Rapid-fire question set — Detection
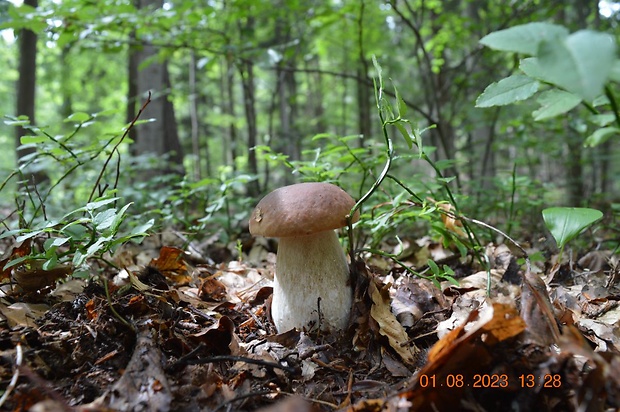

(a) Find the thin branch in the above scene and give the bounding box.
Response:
[87,91,152,204]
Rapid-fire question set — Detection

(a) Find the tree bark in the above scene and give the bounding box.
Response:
[129,0,184,179]
[238,59,260,196]
[189,51,204,180]
[15,0,47,186]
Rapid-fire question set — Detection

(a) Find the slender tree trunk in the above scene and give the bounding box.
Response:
[238,60,260,196]
[189,51,203,180]
[60,44,73,119]
[225,55,238,170]
[129,0,184,179]
[356,66,372,146]
[566,130,584,206]
[356,0,371,147]
[15,0,47,186]
[305,55,326,134]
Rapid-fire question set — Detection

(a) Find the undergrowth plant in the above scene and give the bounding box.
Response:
[1,98,154,284]
[258,57,489,288]
[542,207,603,263]
[477,22,619,149]
[347,57,487,288]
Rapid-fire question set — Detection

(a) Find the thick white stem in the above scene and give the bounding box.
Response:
[272,230,352,332]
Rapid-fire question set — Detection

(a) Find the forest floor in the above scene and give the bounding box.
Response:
[0,229,619,411]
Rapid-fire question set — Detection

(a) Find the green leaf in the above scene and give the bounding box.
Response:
[427,259,440,276]
[584,127,620,147]
[480,22,569,55]
[542,207,603,250]
[20,135,47,145]
[520,57,549,80]
[86,236,112,257]
[395,86,407,117]
[43,237,69,251]
[110,203,133,232]
[64,112,92,123]
[129,219,154,237]
[93,209,118,231]
[589,114,616,127]
[476,75,539,107]
[0,229,25,240]
[532,90,581,120]
[43,255,58,271]
[537,30,616,101]
[394,122,413,149]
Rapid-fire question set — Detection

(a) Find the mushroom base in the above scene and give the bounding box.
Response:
[272,230,353,332]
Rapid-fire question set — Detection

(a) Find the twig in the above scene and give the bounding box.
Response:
[87,91,152,204]
[101,275,134,331]
[168,354,298,375]
[0,343,22,408]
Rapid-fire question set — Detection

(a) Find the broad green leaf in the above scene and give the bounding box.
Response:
[85,197,119,211]
[592,95,611,107]
[44,237,69,251]
[584,127,619,147]
[61,223,89,241]
[538,30,616,102]
[73,250,86,267]
[64,112,92,123]
[86,236,112,257]
[63,197,119,218]
[480,22,568,55]
[476,75,539,107]
[110,203,133,232]
[589,114,616,127]
[3,255,30,271]
[542,207,603,249]
[129,219,154,237]
[20,135,47,145]
[42,255,58,271]
[93,209,118,231]
[520,57,550,81]
[0,229,25,240]
[532,90,581,120]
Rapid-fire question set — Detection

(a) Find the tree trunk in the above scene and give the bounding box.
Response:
[15,0,47,186]
[129,0,184,179]
[356,66,372,147]
[238,60,260,196]
[565,130,584,207]
[189,51,203,180]
[224,55,238,170]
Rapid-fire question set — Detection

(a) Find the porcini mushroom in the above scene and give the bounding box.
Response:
[249,182,359,332]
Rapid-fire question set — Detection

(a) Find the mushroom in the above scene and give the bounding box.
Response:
[249,182,360,332]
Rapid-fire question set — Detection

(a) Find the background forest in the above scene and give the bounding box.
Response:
[1,0,619,253]
[1,1,620,410]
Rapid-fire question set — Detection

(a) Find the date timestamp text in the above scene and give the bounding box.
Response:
[418,373,562,389]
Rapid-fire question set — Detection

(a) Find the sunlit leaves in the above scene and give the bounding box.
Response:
[476,75,539,107]
[478,22,619,148]
[537,30,616,102]
[532,90,581,121]
[480,22,569,55]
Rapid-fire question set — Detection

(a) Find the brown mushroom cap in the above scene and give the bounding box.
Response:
[249,182,360,238]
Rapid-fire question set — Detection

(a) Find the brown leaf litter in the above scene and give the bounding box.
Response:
[0,239,618,411]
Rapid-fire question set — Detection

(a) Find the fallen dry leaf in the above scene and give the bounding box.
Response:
[369,279,418,365]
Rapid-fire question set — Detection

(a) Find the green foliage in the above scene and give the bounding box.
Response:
[477,22,620,147]
[1,112,152,278]
[2,196,152,275]
[542,207,603,261]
